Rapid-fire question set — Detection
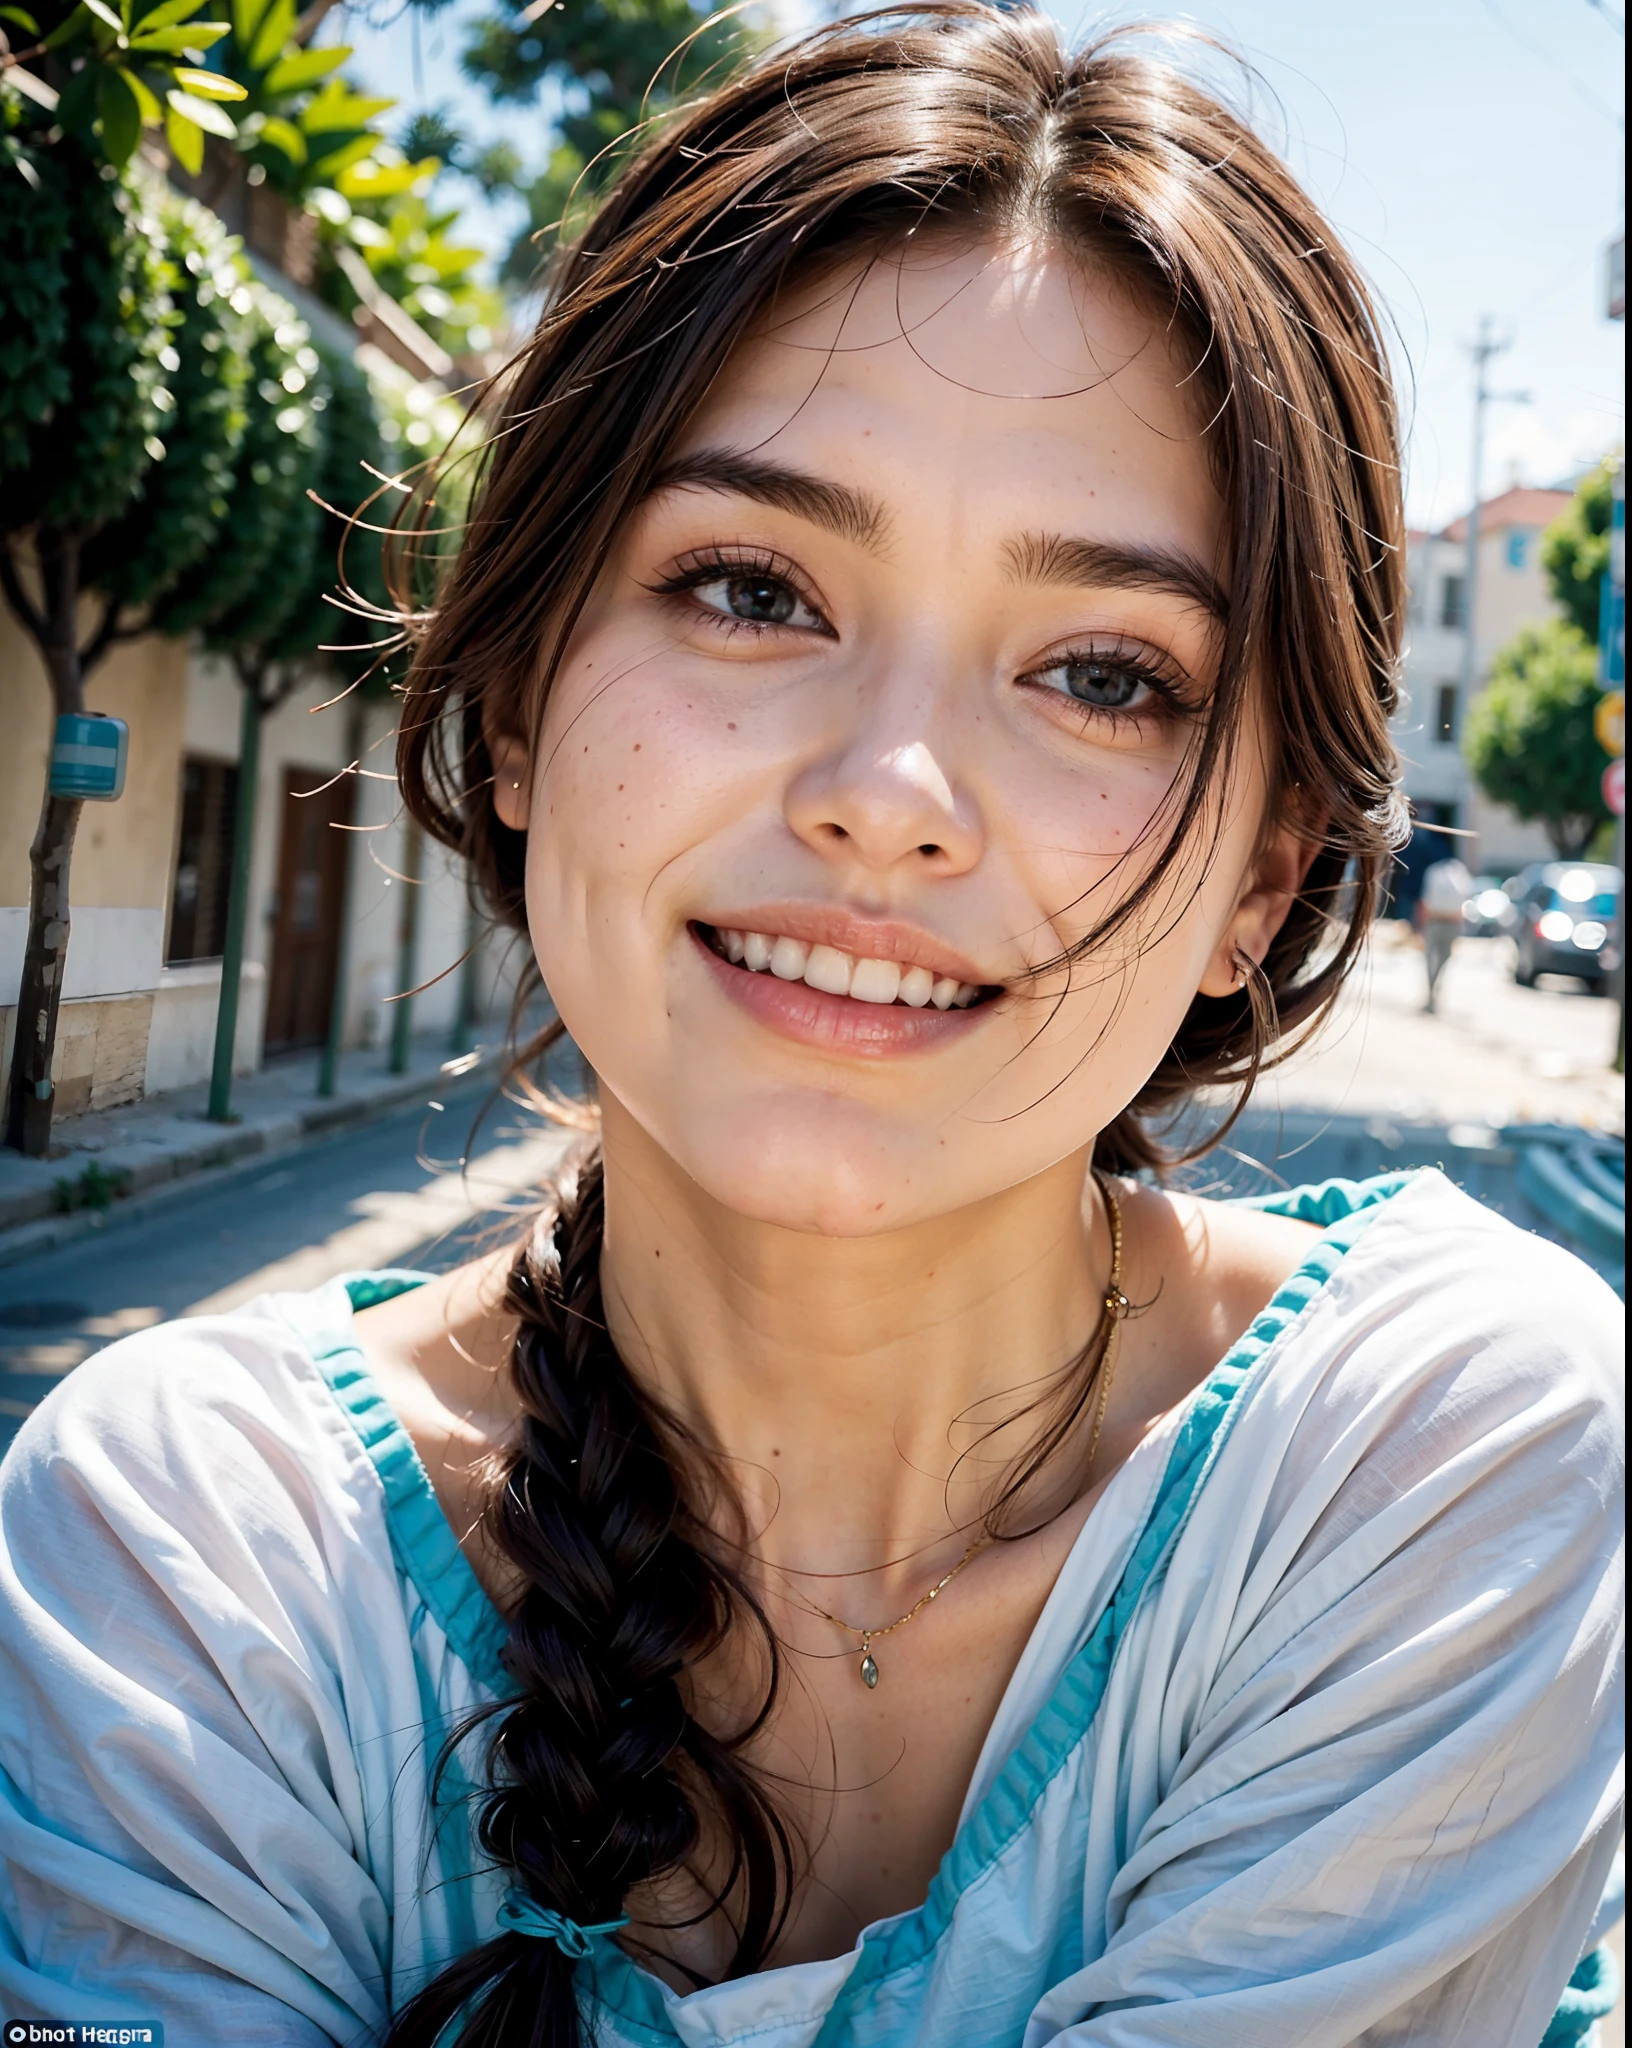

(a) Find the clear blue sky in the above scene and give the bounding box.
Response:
[340,0,1625,530]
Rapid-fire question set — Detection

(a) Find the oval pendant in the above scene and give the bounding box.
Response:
[860,1651,879,1688]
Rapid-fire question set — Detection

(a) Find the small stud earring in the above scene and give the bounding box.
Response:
[511,780,521,790]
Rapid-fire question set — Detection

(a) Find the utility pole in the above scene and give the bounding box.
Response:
[1457,319,1530,732]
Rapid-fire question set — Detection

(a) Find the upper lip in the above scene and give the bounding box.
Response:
[695,904,997,987]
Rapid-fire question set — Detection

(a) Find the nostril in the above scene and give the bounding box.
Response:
[917,843,941,858]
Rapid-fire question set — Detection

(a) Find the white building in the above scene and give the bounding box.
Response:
[1396,483,1575,893]
[0,180,508,1128]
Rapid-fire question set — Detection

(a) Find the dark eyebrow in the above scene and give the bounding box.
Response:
[649,449,891,552]
[1004,531,1228,622]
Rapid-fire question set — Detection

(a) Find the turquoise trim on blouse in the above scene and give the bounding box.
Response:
[311,1270,512,1693]
[308,1176,1418,2041]
[595,1171,1415,2042]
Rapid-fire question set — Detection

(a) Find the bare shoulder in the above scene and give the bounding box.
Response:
[1109,1179,1323,1418]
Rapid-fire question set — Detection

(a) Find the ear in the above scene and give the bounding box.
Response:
[1197,821,1322,998]
[490,732,531,832]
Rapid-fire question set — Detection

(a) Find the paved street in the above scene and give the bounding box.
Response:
[1249,923,1622,1133]
[0,1090,573,1459]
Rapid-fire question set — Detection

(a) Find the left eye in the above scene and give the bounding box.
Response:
[1032,657,1155,710]
[693,573,823,630]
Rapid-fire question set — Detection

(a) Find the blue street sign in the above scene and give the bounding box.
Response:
[48,713,128,801]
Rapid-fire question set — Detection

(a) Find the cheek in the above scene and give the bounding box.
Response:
[992,730,1202,962]
[520,634,780,980]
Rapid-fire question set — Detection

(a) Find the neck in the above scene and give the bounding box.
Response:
[596,1092,1109,1608]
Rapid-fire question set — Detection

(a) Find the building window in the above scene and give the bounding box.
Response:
[1440,574,1468,629]
[1506,528,1532,569]
[1435,684,1458,744]
[167,755,239,964]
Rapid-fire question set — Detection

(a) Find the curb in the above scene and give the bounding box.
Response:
[0,1064,491,1273]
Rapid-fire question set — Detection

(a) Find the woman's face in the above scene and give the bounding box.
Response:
[498,237,1301,1235]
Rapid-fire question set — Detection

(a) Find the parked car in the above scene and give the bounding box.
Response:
[1511,863,1623,993]
[1462,874,1518,939]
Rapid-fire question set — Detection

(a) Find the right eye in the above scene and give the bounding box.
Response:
[691,571,825,631]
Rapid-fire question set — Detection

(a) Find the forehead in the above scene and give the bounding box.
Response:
[674,237,1223,558]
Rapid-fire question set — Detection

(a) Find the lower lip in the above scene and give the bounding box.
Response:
[690,928,994,1058]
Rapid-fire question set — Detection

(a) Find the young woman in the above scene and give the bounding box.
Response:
[0,10,1622,2046]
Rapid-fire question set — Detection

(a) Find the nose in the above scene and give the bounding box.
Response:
[784,704,982,876]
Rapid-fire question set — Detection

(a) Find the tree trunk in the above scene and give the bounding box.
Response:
[388,814,423,1075]
[3,536,86,1158]
[207,670,266,1122]
[316,693,366,1099]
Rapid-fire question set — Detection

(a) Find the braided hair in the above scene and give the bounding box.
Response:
[384,5,1408,2036]
[386,1158,795,2046]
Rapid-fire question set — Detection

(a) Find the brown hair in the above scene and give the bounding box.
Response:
[386,10,1405,2042]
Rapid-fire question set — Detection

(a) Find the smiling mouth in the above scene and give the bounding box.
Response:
[694,923,997,1010]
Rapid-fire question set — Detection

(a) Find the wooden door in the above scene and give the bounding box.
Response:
[264,767,352,1054]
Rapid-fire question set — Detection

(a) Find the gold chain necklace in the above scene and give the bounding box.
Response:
[795,1174,1130,1690]
[799,1532,993,1689]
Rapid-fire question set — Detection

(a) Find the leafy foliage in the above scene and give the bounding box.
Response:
[85,189,251,604]
[1464,618,1612,857]
[0,101,73,477]
[1541,458,1617,646]
[214,0,392,199]
[460,0,757,280]
[1,126,173,537]
[313,148,499,354]
[149,279,324,633]
[4,0,247,172]
[267,340,385,673]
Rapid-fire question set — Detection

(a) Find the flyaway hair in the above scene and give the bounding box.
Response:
[385,9,1407,2042]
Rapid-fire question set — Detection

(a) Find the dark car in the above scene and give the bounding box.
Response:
[1512,863,1623,993]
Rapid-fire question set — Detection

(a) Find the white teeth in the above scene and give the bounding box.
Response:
[849,957,901,1005]
[898,965,934,1008]
[714,925,983,1011]
[804,944,854,996]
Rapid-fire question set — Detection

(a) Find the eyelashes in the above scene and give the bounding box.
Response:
[646,546,1201,728]
[646,547,833,638]
[1016,635,1199,731]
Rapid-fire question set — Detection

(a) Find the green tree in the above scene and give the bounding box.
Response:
[210,0,391,194]
[154,287,333,1118]
[1542,458,1617,645]
[311,148,501,356]
[84,192,252,604]
[149,280,324,632]
[0,118,177,1156]
[1,0,248,171]
[1464,619,1612,858]
[460,0,755,280]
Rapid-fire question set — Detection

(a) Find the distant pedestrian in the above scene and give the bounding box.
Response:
[1420,853,1474,1012]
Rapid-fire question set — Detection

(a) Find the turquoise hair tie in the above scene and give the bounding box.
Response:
[497,1888,628,1960]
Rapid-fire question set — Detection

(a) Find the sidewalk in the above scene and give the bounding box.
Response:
[0,1036,494,1266]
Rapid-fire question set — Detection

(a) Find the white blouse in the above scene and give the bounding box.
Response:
[0,1170,1622,2047]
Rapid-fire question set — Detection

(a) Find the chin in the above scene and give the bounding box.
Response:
[672,1094,942,1237]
